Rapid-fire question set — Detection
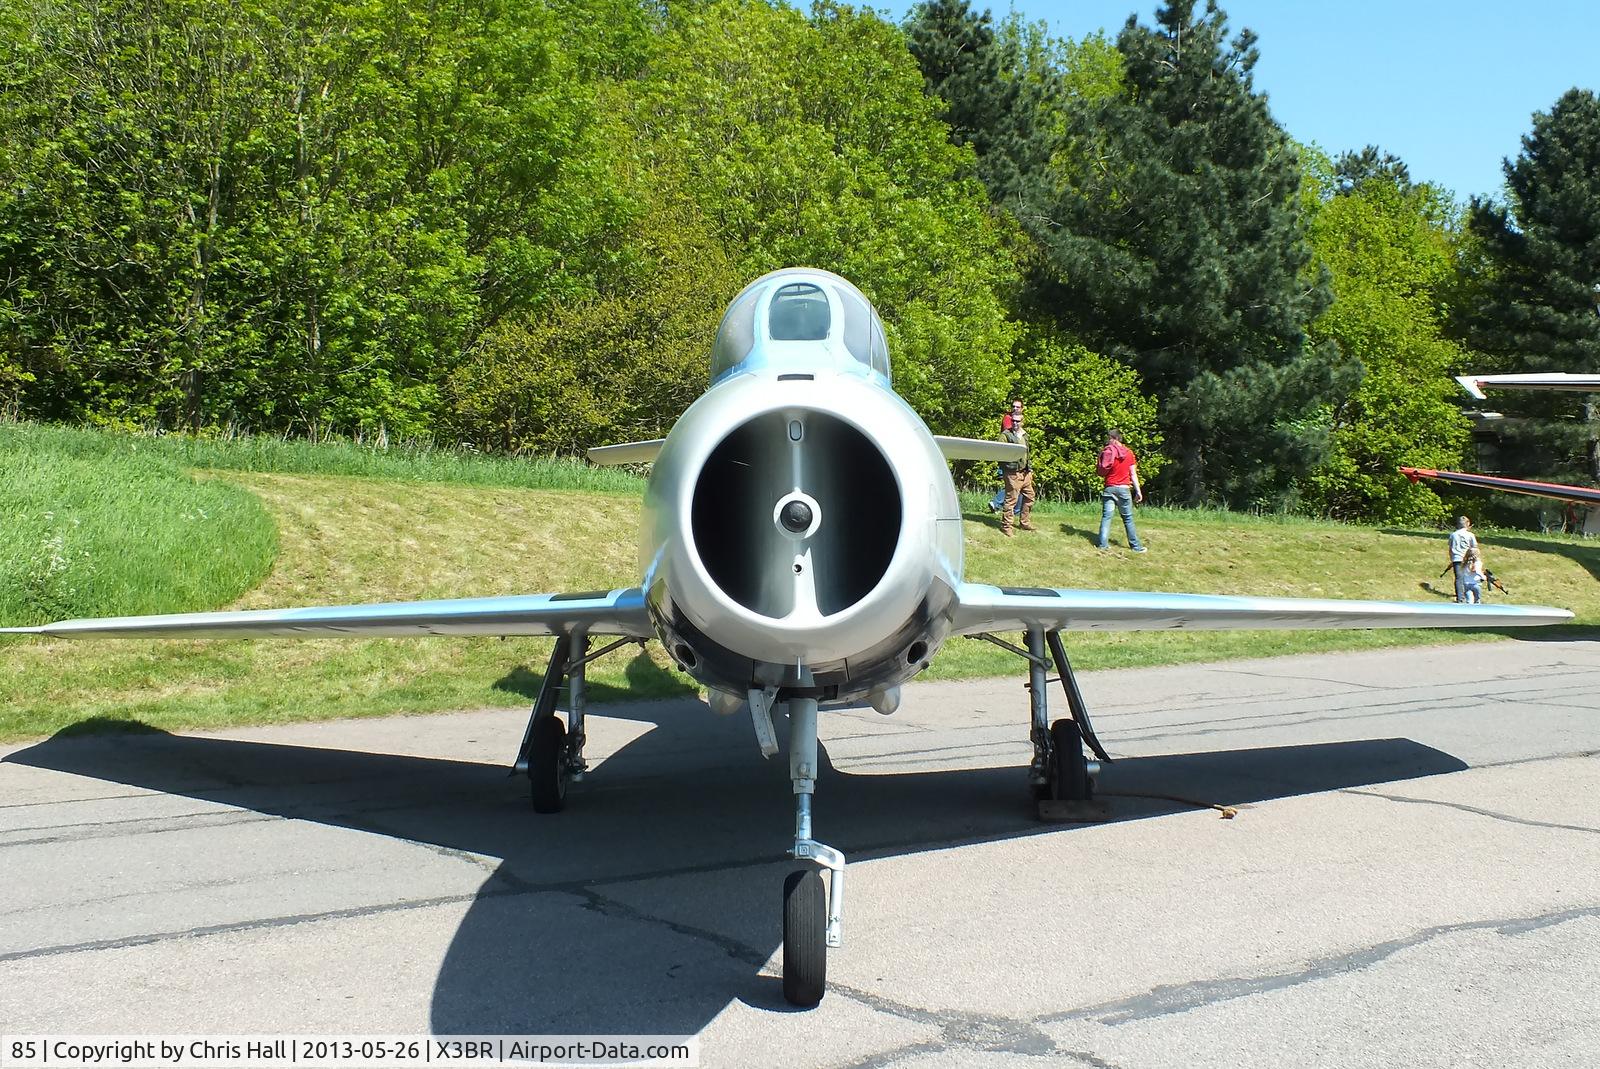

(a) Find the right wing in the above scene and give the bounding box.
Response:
[949,583,1573,635]
[0,588,653,640]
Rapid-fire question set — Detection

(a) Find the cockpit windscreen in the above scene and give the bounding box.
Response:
[768,284,831,341]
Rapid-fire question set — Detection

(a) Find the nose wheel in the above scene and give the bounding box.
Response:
[779,694,846,1007]
[782,868,828,1006]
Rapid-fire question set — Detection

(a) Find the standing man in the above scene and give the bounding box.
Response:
[999,400,1036,537]
[989,403,1024,517]
[1097,429,1146,552]
[1447,516,1479,603]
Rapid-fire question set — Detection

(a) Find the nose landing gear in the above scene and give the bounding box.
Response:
[781,695,845,1007]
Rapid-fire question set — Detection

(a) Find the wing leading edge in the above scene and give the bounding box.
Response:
[950,583,1573,635]
[0,588,653,640]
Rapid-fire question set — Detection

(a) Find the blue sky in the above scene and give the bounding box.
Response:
[894,0,1600,206]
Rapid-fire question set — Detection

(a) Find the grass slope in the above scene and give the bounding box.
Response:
[5,421,647,493]
[0,426,276,626]
[0,472,686,739]
[1,423,1595,741]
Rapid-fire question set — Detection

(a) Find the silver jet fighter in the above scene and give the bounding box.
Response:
[3,268,1576,1007]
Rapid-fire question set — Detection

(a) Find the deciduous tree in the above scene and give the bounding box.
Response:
[1011,334,1163,497]
[1298,151,1471,523]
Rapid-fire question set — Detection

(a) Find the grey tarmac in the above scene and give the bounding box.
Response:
[3,637,1599,1069]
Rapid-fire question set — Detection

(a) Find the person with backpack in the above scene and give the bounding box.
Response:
[999,401,1036,538]
[988,403,1024,518]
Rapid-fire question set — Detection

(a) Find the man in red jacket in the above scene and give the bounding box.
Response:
[1096,429,1146,552]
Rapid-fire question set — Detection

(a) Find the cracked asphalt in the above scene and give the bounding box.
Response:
[3,638,1599,1068]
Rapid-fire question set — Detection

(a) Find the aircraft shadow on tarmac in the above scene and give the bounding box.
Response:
[8,703,1470,1034]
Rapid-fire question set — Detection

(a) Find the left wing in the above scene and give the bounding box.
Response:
[934,436,1027,463]
[950,583,1572,635]
[0,588,652,640]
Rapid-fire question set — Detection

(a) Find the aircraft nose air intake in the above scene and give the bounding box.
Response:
[690,409,901,620]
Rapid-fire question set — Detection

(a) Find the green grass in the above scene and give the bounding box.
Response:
[1,422,1596,741]
[3,420,646,493]
[0,469,690,739]
[0,427,277,627]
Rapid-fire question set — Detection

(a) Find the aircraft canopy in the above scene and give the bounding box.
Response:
[710,269,891,383]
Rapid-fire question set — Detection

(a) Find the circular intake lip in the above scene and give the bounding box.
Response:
[674,385,922,646]
[689,409,900,621]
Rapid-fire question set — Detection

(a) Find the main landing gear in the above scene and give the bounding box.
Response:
[513,631,644,812]
[972,627,1112,806]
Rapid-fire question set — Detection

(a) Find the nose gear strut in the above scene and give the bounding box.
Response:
[782,694,844,1007]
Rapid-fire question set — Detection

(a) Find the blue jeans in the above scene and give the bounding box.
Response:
[1098,485,1143,549]
[990,487,1023,515]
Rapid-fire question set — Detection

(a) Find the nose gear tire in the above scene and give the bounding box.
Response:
[782,868,828,1006]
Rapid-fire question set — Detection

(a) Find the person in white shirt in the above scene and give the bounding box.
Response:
[1447,516,1479,603]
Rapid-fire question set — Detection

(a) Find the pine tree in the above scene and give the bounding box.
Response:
[1334,145,1412,196]
[1462,89,1600,492]
[903,0,1054,206]
[1024,0,1342,506]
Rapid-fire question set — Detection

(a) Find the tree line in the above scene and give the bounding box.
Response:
[1,0,1596,522]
